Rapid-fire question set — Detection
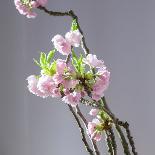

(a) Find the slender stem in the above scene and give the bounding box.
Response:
[68,104,94,155]
[108,128,117,155]
[118,121,138,155]
[101,98,131,155]
[105,130,113,155]
[76,106,100,155]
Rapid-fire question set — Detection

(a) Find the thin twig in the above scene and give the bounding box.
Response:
[68,104,94,155]
[101,97,131,155]
[108,128,117,155]
[105,130,113,155]
[118,121,138,155]
[76,106,100,155]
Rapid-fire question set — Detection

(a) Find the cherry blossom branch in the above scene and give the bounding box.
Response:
[81,98,131,155]
[37,7,101,154]
[68,104,94,155]
[65,53,94,155]
[30,4,137,155]
[76,106,100,155]
[37,6,89,55]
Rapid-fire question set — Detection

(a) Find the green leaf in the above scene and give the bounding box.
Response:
[40,52,46,66]
[49,61,57,76]
[72,49,78,60]
[71,19,78,31]
[33,58,41,67]
[47,49,55,63]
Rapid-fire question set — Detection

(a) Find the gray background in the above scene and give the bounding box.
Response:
[0,0,154,155]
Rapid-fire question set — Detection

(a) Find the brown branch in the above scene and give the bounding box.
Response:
[76,106,100,155]
[100,97,131,155]
[105,130,113,155]
[118,121,138,155]
[108,128,117,155]
[68,104,94,155]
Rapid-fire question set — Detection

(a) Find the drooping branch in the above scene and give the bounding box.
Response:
[108,128,117,155]
[68,104,94,155]
[36,5,137,155]
[105,130,113,155]
[118,121,138,155]
[64,53,94,155]
[76,106,100,155]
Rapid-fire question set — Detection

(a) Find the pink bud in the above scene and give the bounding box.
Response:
[89,109,99,116]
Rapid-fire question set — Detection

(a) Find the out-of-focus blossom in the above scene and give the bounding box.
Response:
[14,0,48,18]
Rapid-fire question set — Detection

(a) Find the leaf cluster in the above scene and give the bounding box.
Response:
[33,49,56,76]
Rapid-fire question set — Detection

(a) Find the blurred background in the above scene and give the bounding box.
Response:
[0,0,155,155]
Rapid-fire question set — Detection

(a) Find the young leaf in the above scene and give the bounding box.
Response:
[40,52,46,66]
[47,49,55,63]
[71,19,78,31]
[72,49,78,60]
[49,61,57,76]
[33,58,41,67]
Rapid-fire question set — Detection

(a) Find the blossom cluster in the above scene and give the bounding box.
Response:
[27,22,110,107]
[14,0,47,18]
[87,109,111,141]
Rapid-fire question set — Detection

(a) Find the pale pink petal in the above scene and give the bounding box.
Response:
[52,35,71,55]
[83,54,104,68]
[65,30,83,47]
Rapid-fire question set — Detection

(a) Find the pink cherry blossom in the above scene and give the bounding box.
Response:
[27,75,39,95]
[83,54,104,68]
[52,35,71,55]
[16,4,29,15]
[92,69,110,101]
[30,1,39,8]
[63,79,79,89]
[89,109,99,116]
[26,75,47,98]
[56,59,67,74]
[37,75,56,96]
[51,88,61,97]
[65,30,83,47]
[52,74,63,85]
[87,119,102,141]
[62,92,81,107]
